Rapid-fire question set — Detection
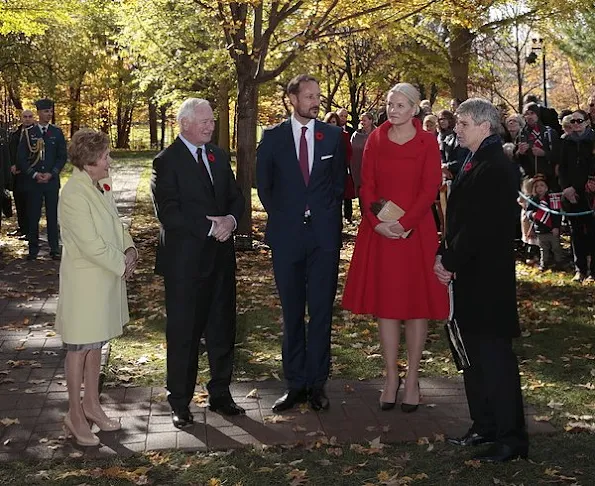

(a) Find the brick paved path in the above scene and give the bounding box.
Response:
[0,164,555,461]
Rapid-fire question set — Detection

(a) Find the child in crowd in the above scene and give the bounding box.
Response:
[526,174,565,271]
[518,177,540,264]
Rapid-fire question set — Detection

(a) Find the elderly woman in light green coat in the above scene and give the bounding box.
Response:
[56,129,137,446]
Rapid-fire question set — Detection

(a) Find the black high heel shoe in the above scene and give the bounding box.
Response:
[401,382,420,413]
[379,376,401,411]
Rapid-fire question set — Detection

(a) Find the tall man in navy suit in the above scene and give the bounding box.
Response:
[257,74,346,412]
[17,99,67,260]
[151,98,245,428]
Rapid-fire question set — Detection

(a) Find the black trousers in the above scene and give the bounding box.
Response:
[27,183,59,256]
[461,332,528,450]
[13,176,29,233]
[569,215,595,275]
[272,224,340,390]
[164,240,237,411]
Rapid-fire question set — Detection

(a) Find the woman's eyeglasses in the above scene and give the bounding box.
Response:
[570,118,585,124]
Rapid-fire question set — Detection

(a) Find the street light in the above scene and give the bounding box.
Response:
[526,37,548,107]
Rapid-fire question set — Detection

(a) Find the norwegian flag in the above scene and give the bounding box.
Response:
[548,192,562,210]
[534,199,552,228]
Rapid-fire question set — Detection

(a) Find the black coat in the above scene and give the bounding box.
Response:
[438,139,520,338]
[558,129,595,212]
[150,137,244,278]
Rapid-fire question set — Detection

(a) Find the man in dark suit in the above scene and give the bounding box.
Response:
[8,109,35,239]
[256,74,345,412]
[434,98,528,462]
[17,99,66,260]
[151,98,245,428]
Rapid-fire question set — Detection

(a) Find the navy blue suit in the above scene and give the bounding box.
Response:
[17,124,67,257]
[257,118,345,390]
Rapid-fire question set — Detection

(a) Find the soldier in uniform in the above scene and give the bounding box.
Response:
[17,99,67,260]
[8,110,35,239]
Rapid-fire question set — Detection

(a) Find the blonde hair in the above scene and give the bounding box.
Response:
[522,177,534,195]
[388,83,420,115]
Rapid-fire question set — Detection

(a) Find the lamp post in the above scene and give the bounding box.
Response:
[526,37,547,107]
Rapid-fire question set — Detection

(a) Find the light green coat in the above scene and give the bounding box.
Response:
[56,169,135,344]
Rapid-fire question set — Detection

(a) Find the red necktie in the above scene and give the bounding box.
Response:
[299,126,309,185]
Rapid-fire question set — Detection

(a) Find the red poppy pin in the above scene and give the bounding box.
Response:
[207,152,215,163]
[315,131,324,141]
[463,162,472,172]
[103,183,111,192]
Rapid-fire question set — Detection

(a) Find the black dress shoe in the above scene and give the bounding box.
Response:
[8,230,22,237]
[26,254,38,261]
[171,409,194,429]
[447,430,495,447]
[400,382,420,413]
[473,443,528,462]
[309,387,330,411]
[209,396,245,416]
[272,388,308,413]
[50,252,61,261]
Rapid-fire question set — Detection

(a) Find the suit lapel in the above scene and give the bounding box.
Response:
[311,120,325,179]
[175,137,214,197]
[283,120,306,187]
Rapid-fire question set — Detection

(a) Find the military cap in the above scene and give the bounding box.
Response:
[35,98,54,110]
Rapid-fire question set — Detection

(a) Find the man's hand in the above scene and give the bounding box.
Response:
[10,165,19,175]
[531,146,545,157]
[35,173,50,183]
[517,142,529,155]
[441,164,453,180]
[207,215,236,242]
[586,179,595,193]
[123,247,138,280]
[563,186,577,204]
[374,221,401,239]
[434,255,453,285]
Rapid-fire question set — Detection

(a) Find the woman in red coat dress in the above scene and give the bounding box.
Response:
[342,83,448,412]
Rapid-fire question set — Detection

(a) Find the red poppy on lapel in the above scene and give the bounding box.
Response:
[315,131,324,141]
[207,152,215,162]
[103,183,111,192]
[463,161,472,172]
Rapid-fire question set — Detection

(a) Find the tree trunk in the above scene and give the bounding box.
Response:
[448,26,474,101]
[68,83,82,137]
[235,75,258,240]
[160,105,167,151]
[217,80,231,154]
[116,98,133,149]
[148,100,158,149]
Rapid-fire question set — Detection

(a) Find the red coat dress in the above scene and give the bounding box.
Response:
[342,119,449,319]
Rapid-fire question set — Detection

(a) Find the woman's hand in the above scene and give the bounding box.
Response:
[123,247,138,280]
[374,222,401,239]
[388,221,406,237]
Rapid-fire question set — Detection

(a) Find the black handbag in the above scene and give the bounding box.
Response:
[1,189,13,218]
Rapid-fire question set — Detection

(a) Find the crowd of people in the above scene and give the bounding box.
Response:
[1,81,594,464]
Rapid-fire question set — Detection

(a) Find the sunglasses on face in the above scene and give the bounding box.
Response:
[570,119,585,124]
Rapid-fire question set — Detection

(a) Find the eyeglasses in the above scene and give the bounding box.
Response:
[570,118,585,124]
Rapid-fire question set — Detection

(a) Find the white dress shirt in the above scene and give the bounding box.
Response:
[290,115,315,174]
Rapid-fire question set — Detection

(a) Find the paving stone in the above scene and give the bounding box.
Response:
[146,432,178,450]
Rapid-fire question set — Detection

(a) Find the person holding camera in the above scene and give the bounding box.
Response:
[517,103,560,191]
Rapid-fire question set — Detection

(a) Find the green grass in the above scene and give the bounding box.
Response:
[1,434,594,485]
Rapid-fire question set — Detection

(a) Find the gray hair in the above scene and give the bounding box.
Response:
[456,98,501,134]
[177,98,210,124]
[506,113,525,129]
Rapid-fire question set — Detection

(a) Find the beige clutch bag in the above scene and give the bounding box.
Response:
[376,200,412,238]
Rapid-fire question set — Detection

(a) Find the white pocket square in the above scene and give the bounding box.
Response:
[321,154,333,160]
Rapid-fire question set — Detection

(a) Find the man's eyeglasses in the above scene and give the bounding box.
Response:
[570,118,585,124]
